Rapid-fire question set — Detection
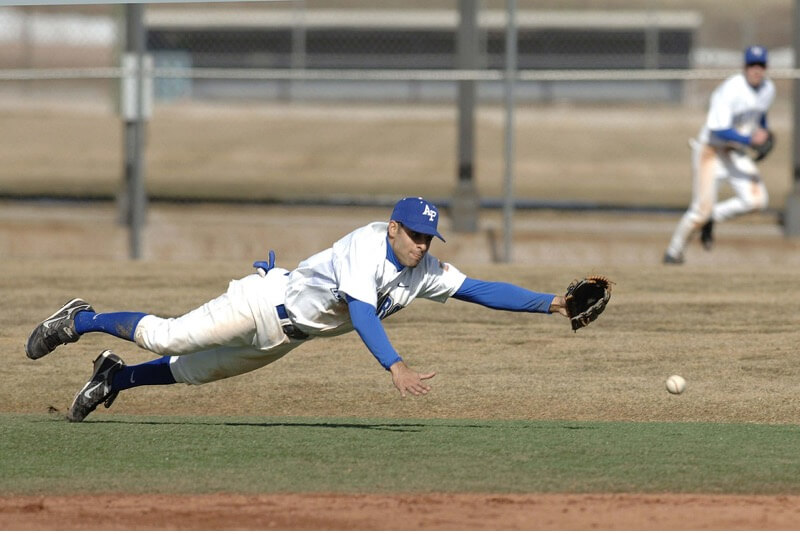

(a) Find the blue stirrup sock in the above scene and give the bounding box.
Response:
[112,356,176,391]
[74,311,146,341]
[74,311,176,391]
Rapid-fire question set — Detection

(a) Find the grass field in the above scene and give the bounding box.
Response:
[4,414,800,495]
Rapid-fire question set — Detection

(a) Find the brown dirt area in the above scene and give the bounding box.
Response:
[5,493,800,530]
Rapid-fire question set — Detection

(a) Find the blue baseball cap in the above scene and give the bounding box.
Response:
[390,197,446,242]
[744,45,768,66]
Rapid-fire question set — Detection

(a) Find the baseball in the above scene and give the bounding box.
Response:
[666,375,686,395]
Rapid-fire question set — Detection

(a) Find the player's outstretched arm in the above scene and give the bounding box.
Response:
[389,361,436,398]
[347,295,437,397]
[453,277,567,319]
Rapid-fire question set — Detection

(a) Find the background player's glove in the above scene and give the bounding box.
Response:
[564,276,613,331]
[751,130,774,162]
[253,250,276,277]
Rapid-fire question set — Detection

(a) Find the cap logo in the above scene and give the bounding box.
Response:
[422,204,437,222]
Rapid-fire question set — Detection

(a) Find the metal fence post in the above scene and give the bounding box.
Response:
[502,0,517,263]
[452,0,479,233]
[121,3,148,259]
[783,0,800,236]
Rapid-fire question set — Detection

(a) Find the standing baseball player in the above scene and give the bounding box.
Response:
[26,197,582,422]
[664,45,775,264]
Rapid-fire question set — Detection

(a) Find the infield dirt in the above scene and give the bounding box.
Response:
[5,493,800,530]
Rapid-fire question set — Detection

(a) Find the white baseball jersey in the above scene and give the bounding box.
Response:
[284,222,467,337]
[699,73,775,147]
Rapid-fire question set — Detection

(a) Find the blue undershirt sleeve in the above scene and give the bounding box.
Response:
[346,296,402,370]
[452,277,555,314]
[710,127,752,146]
[760,113,768,129]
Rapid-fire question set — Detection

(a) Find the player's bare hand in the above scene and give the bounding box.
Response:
[389,361,436,398]
[751,128,769,146]
[550,295,569,318]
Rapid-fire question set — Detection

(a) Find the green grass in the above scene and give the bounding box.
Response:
[2,414,799,495]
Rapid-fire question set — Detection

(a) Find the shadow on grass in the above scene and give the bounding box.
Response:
[35,411,599,432]
[39,416,492,432]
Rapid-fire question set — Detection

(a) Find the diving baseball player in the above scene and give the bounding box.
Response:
[26,197,570,422]
[664,45,775,264]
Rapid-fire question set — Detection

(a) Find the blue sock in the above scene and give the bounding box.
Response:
[74,311,146,341]
[112,356,176,392]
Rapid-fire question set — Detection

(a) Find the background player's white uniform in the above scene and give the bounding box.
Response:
[134,222,466,385]
[665,70,774,261]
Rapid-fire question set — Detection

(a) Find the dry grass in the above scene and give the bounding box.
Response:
[4,215,800,424]
[0,99,793,210]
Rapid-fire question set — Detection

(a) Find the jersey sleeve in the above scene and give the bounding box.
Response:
[417,256,468,303]
[710,127,751,146]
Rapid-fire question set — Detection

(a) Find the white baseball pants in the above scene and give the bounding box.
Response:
[133,269,306,385]
[666,142,768,257]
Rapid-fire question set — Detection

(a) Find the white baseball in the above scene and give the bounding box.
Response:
[666,375,686,395]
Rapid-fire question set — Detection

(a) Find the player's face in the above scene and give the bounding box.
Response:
[745,63,766,88]
[388,221,433,267]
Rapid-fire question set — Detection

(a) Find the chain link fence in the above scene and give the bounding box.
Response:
[0,1,793,212]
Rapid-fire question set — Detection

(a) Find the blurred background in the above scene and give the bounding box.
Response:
[0,0,795,262]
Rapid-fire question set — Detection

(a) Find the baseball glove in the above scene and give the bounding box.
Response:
[751,130,775,162]
[564,276,613,331]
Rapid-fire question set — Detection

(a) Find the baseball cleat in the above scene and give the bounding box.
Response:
[662,252,684,265]
[700,220,714,251]
[25,298,94,360]
[67,350,125,423]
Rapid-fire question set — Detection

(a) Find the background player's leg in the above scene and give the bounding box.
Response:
[665,144,718,261]
[713,152,768,222]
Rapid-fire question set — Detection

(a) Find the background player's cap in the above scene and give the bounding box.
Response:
[390,197,446,242]
[744,45,768,66]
